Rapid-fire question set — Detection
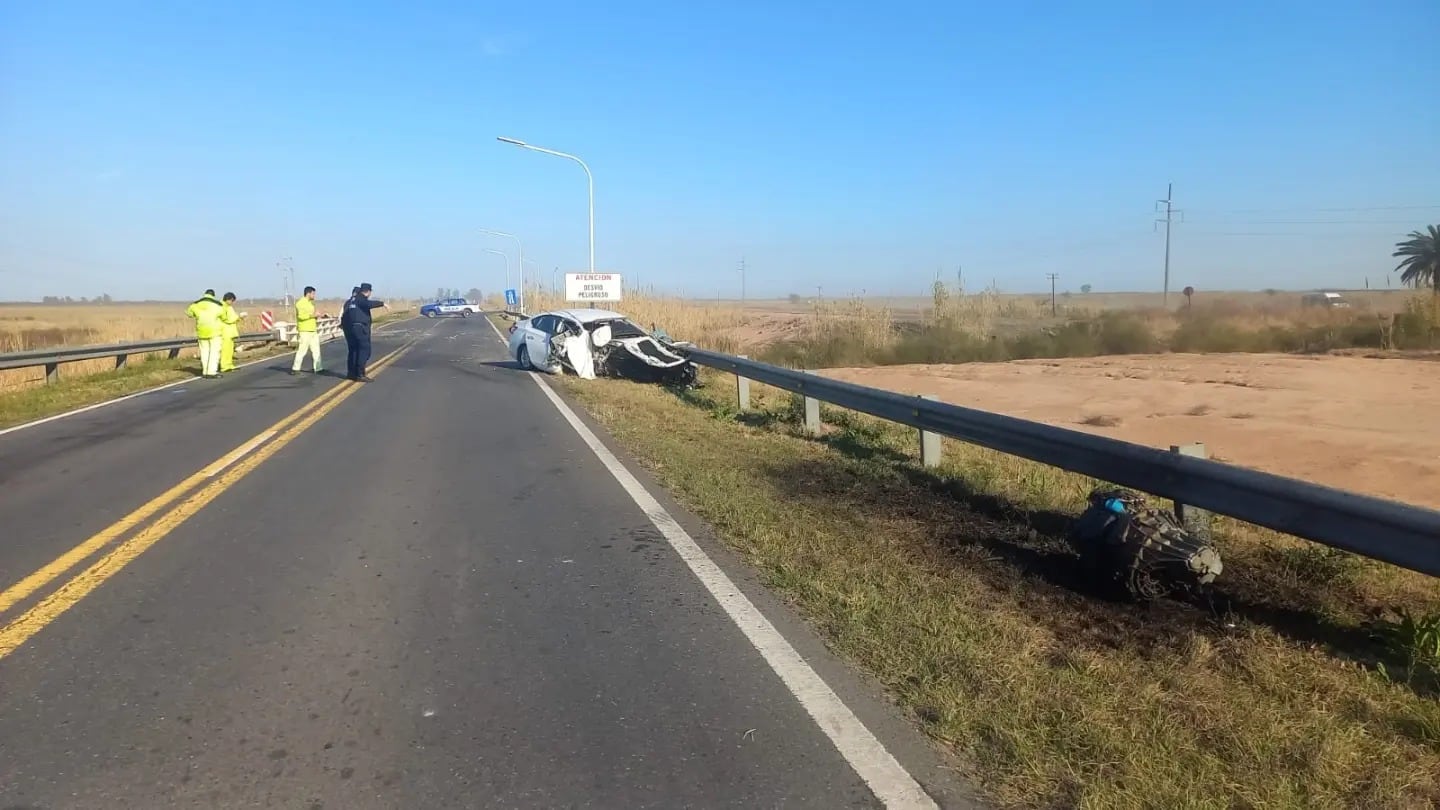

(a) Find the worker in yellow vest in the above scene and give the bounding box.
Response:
[290,285,323,375]
[185,289,225,379]
[219,292,245,373]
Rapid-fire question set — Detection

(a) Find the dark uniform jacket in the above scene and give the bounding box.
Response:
[342,296,384,332]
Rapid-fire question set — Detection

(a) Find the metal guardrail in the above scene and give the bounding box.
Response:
[0,317,345,383]
[683,348,1440,578]
[0,333,275,380]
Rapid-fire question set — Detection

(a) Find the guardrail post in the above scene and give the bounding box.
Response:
[1170,442,1213,542]
[802,371,821,436]
[114,354,127,370]
[44,362,58,384]
[735,355,751,412]
[168,347,181,360]
[918,394,942,468]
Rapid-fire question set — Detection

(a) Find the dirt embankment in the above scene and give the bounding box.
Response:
[822,353,1440,510]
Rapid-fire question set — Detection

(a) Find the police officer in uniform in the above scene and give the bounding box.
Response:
[342,282,386,381]
[340,286,360,379]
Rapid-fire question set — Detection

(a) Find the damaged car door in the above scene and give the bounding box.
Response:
[520,314,557,371]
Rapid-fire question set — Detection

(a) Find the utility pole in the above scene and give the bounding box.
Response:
[277,256,294,308]
[739,257,747,304]
[1046,273,1060,316]
[1155,183,1183,308]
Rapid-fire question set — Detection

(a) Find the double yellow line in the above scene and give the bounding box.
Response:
[0,341,415,660]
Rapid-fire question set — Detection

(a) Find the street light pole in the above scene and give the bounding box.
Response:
[485,248,510,298]
[480,229,525,312]
[496,136,594,274]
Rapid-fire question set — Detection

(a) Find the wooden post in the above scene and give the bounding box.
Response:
[736,355,751,412]
[919,394,941,468]
[1170,442,1213,542]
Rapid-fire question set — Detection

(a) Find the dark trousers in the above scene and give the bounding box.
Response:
[348,324,372,378]
[344,327,359,379]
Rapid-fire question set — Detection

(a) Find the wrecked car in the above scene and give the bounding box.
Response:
[506,309,699,386]
[1067,487,1224,602]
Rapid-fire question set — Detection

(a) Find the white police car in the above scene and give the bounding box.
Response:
[420,297,482,318]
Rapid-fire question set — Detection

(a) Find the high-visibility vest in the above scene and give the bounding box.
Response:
[295,297,318,333]
[186,294,225,339]
[220,303,241,338]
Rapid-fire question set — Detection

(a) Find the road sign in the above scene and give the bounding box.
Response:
[564,273,623,303]
[504,289,519,307]
[260,311,275,330]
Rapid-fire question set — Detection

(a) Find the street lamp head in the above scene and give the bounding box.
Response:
[496,136,526,146]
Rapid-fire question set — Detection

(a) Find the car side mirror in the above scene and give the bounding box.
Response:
[590,324,613,347]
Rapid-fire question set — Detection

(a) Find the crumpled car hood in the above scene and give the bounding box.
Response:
[549,328,697,386]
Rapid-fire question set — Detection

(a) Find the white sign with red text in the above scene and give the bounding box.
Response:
[564,273,623,303]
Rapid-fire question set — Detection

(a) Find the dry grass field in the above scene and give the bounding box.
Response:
[723,287,1419,322]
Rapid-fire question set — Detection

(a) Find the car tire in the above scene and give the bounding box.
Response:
[517,345,533,370]
[424,311,435,318]
[461,310,470,318]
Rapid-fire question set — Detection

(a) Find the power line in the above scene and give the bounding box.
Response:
[1192,204,1440,214]
[1190,219,1426,226]
[1193,231,1410,237]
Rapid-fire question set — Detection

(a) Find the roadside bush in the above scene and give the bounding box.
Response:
[1096,312,1161,355]
[1170,316,1267,353]
[759,331,875,369]
[883,328,1000,365]
[1394,298,1439,349]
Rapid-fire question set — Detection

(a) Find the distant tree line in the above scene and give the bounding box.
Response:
[39,294,114,304]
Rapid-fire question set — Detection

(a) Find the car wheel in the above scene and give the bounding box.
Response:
[517,345,533,370]
[461,310,470,318]
[424,311,435,318]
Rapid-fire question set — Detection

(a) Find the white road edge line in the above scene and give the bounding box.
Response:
[0,317,416,438]
[483,315,937,809]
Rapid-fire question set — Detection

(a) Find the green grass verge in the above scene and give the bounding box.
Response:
[555,370,1440,810]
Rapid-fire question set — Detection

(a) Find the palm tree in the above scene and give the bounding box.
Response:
[1393,225,1440,296]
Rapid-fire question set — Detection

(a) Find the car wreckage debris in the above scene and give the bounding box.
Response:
[549,319,700,387]
[1067,487,1224,601]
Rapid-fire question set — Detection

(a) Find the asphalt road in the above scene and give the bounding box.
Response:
[0,316,976,809]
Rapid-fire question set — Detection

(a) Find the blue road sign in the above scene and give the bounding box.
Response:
[504,289,518,307]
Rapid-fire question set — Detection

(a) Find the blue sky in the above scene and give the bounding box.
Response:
[2,0,1437,301]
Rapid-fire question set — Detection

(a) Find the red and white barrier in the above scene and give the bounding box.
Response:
[260,310,275,330]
